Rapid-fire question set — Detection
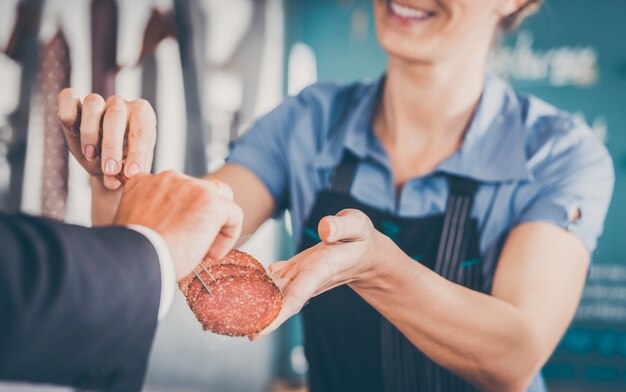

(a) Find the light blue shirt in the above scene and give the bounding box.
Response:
[227,74,614,391]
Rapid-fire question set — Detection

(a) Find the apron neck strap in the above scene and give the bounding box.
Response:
[329,151,360,195]
[447,175,479,198]
[434,174,482,289]
[327,85,367,195]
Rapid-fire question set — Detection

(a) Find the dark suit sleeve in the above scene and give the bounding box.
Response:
[0,214,162,392]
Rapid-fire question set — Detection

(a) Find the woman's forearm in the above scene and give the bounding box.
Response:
[350,238,542,391]
[89,176,122,226]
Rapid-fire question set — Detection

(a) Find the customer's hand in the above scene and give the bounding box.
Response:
[57,88,156,190]
[254,209,390,338]
[114,171,243,280]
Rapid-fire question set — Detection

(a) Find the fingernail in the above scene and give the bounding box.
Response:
[126,163,140,177]
[85,144,96,161]
[104,159,118,175]
[327,218,336,240]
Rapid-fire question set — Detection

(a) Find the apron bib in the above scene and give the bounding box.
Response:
[299,152,484,392]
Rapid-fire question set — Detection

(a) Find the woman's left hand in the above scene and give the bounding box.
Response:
[253,209,389,338]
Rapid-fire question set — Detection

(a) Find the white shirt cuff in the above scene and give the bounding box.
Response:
[127,225,176,321]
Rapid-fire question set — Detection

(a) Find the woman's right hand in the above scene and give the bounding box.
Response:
[57,88,157,191]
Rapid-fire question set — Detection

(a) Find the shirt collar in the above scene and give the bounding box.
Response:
[314,77,383,167]
[315,73,533,183]
[438,74,533,182]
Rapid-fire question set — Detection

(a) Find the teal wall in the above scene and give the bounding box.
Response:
[285,0,387,83]
[285,0,626,389]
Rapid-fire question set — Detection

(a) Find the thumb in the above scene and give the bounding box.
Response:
[318,209,372,244]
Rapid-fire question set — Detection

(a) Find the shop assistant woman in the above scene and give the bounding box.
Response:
[58,0,614,391]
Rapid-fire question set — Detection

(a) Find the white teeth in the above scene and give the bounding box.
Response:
[390,2,431,19]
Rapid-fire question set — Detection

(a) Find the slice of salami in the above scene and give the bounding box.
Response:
[204,249,266,272]
[178,274,195,297]
[185,265,267,308]
[179,249,266,295]
[191,275,283,336]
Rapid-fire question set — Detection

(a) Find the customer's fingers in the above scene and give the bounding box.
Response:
[79,93,106,161]
[101,96,127,176]
[57,88,83,157]
[125,99,156,178]
[103,175,122,190]
[204,197,244,261]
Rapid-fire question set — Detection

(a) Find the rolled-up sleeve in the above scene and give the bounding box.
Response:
[226,95,301,213]
[513,124,615,252]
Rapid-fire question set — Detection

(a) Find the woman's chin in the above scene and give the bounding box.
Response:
[377,31,441,64]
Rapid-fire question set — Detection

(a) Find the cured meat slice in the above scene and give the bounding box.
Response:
[180,249,283,336]
[185,264,267,308]
[203,249,265,272]
[204,263,264,281]
[178,249,266,295]
[191,275,283,336]
[179,274,195,297]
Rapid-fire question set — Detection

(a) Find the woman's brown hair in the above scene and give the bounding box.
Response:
[500,0,543,31]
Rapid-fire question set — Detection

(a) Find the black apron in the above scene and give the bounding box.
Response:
[299,151,485,392]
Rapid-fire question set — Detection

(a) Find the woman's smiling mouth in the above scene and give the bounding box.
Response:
[387,0,437,21]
